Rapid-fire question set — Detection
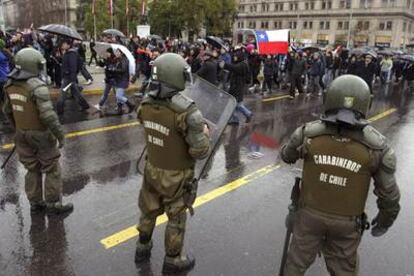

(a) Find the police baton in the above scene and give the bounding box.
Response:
[279,177,301,276]
[1,146,16,170]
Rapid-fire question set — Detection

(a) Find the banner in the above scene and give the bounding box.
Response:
[108,0,113,15]
[141,0,146,16]
[92,0,96,15]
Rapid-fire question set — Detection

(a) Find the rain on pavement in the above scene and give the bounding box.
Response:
[1,81,414,276]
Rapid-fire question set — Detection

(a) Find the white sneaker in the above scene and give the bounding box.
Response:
[94,104,102,110]
[86,79,93,85]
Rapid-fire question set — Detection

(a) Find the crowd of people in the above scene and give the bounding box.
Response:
[1,28,414,126]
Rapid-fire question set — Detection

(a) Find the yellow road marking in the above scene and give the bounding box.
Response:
[100,164,280,249]
[0,107,399,151]
[1,121,140,150]
[99,107,399,249]
[367,108,397,123]
[262,94,291,103]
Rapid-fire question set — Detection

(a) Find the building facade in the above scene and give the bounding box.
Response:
[234,0,414,48]
[3,0,80,31]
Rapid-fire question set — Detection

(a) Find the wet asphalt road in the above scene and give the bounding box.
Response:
[1,81,414,276]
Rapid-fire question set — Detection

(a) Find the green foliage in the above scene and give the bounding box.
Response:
[148,0,237,38]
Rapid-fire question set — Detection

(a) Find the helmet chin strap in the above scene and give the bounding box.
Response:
[148,81,179,99]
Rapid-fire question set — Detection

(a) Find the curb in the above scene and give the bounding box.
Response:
[50,85,141,97]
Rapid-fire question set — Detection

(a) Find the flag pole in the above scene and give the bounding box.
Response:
[94,12,97,41]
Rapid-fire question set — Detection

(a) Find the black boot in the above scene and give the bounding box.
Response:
[135,239,153,263]
[117,103,123,115]
[30,201,46,214]
[162,254,195,274]
[126,100,136,114]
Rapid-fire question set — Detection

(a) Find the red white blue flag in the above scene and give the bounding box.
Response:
[255,30,289,55]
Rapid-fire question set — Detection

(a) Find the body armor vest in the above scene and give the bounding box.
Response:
[301,134,372,216]
[140,103,194,170]
[5,81,46,131]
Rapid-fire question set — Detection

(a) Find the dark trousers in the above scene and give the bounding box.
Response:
[80,65,93,81]
[56,79,90,114]
[263,75,273,91]
[89,52,98,66]
[290,75,304,95]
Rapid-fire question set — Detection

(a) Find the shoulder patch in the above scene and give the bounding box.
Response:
[303,120,333,138]
[170,93,194,113]
[361,125,387,150]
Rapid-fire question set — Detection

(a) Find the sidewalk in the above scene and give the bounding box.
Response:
[49,65,142,97]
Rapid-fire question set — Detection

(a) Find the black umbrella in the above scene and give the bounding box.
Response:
[400,55,414,63]
[206,36,228,51]
[102,29,126,38]
[377,49,393,56]
[301,46,320,53]
[148,34,162,40]
[38,24,82,40]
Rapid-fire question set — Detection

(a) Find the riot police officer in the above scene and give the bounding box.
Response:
[135,53,210,273]
[280,75,400,275]
[2,48,73,215]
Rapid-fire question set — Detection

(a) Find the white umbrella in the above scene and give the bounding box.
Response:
[94,42,136,76]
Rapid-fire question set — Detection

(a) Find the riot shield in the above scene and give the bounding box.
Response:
[137,77,237,179]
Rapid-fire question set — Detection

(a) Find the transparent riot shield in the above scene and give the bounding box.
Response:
[137,77,237,179]
[183,77,237,179]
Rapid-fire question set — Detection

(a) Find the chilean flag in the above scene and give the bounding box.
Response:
[255,30,289,55]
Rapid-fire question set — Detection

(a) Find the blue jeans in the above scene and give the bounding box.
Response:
[229,102,252,123]
[99,85,128,105]
[115,87,127,104]
[99,83,114,106]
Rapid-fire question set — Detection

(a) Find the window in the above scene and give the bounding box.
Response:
[407,0,411,8]
[239,5,245,12]
[386,21,392,30]
[274,3,284,11]
[310,2,315,9]
[379,22,385,30]
[357,21,363,30]
[381,0,388,6]
[309,21,313,29]
[338,21,343,29]
[290,2,298,10]
[344,21,349,29]
[305,2,309,9]
[326,21,330,29]
[274,21,282,29]
[261,21,269,29]
[403,22,407,32]
[289,21,297,29]
[409,23,412,32]
[304,21,308,29]
[340,0,351,8]
[321,1,332,9]
[248,21,256,29]
[364,21,369,30]
[320,21,324,29]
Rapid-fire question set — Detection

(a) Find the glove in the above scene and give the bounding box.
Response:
[285,205,297,229]
[371,215,388,237]
[183,180,198,216]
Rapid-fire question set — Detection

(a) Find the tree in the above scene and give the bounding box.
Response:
[148,0,237,38]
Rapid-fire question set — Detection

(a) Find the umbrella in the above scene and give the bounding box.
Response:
[38,24,82,40]
[392,50,404,55]
[206,36,228,51]
[148,34,162,40]
[400,55,414,62]
[377,49,393,56]
[301,46,320,53]
[102,29,126,38]
[94,42,136,76]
